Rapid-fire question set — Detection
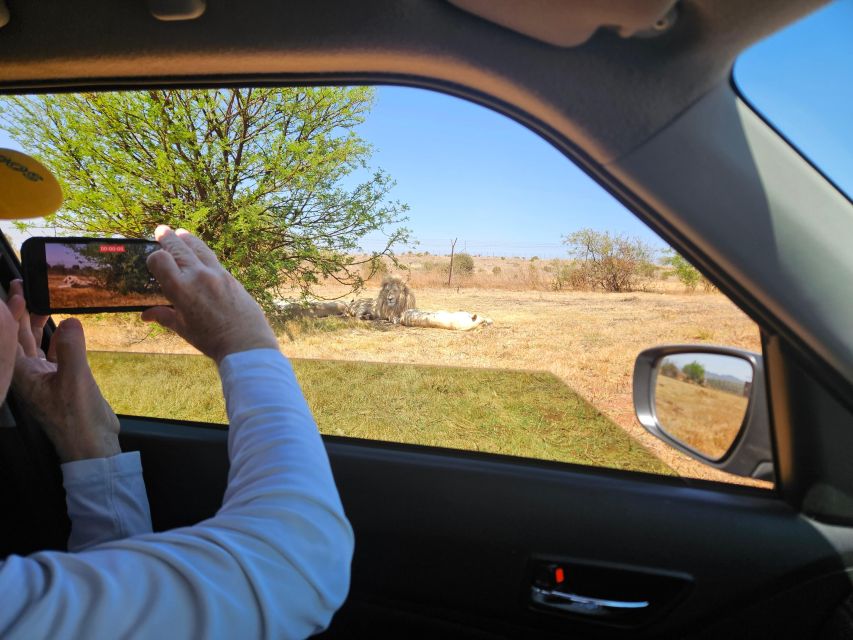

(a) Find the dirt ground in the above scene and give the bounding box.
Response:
[75,281,764,485]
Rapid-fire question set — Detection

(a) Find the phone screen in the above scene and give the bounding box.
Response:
[22,237,169,314]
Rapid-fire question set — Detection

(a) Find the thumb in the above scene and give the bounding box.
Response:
[51,318,89,374]
[141,306,178,331]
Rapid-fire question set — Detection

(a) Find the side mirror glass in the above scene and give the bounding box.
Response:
[654,353,753,461]
[633,346,773,481]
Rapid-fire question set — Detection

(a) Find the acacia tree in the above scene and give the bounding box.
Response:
[682,361,706,385]
[0,88,410,309]
[562,228,655,292]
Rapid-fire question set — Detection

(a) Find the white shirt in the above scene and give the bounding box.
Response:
[0,349,354,639]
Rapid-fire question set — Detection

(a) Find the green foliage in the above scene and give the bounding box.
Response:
[664,251,702,291]
[361,255,389,281]
[452,252,475,275]
[0,88,410,309]
[562,229,656,292]
[682,361,706,385]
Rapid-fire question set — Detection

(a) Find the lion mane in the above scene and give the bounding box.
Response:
[347,275,416,323]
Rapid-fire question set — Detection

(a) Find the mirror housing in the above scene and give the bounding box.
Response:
[633,345,773,482]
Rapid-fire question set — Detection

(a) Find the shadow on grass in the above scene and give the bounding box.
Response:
[271,315,398,342]
[88,351,673,476]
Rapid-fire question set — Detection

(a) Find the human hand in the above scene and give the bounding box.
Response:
[9,280,121,463]
[141,226,278,363]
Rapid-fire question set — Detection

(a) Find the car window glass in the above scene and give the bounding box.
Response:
[0,86,765,487]
[734,0,853,198]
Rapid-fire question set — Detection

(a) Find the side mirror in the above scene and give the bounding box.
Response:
[633,345,773,482]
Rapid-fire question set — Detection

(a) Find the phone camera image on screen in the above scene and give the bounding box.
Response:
[45,241,168,311]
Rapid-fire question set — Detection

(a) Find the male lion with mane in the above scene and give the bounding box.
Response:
[347,275,416,323]
[286,274,491,330]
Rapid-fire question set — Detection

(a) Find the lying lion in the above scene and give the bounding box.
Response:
[279,276,492,331]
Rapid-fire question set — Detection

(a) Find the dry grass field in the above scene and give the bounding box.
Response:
[73,255,765,486]
[655,376,749,460]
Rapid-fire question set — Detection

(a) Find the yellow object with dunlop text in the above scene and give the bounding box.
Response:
[0,148,63,219]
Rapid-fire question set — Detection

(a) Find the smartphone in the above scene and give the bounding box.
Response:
[20,237,169,314]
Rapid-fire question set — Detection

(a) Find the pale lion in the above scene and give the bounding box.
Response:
[400,310,493,331]
[58,275,90,288]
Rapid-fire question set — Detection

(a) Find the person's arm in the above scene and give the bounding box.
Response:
[0,227,353,639]
[7,279,153,551]
[61,452,153,551]
[0,348,352,639]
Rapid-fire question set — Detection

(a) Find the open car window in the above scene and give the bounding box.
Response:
[0,86,765,487]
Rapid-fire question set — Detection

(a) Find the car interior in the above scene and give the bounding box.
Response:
[2,0,853,637]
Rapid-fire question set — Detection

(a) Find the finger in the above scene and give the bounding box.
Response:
[8,280,25,305]
[51,318,89,374]
[140,306,178,331]
[155,225,200,270]
[146,249,183,297]
[12,343,29,380]
[46,331,58,363]
[7,280,27,321]
[175,229,220,268]
[16,308,38,357]
[7,292,26,323]
[31,314,49,351]
[8,281,37,357]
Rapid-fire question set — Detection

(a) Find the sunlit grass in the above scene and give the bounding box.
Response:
[88,350,672,475]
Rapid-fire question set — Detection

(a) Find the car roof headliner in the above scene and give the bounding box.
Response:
[0,0,826,163]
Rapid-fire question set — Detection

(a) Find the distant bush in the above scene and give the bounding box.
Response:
[453,252,475,275]
[660,361,679,378]
[424,259,447,273]
[550,262,585,291]
[562,229,656,293]
[682,361,705,385]
[664,251,701,291]
[492,266,502,275]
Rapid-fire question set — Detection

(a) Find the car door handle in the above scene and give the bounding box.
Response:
[530,585,650,617]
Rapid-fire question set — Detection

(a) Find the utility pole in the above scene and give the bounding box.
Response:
[447,237,457,287]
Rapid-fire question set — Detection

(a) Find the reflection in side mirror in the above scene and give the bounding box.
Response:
[633,345,774,481]
[654,353,753,461]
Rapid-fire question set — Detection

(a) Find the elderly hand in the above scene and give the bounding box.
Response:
[142,226,278,363]
[9,280,120,463]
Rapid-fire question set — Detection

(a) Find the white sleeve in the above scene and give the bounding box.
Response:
[0,349,354,640]
[61,452,153,551]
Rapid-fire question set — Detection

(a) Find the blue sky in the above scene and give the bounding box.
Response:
[1,1,850,257]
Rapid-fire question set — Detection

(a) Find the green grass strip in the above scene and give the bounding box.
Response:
[88,351,672,475]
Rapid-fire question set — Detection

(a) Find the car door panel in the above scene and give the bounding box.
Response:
[119,417,853,638]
